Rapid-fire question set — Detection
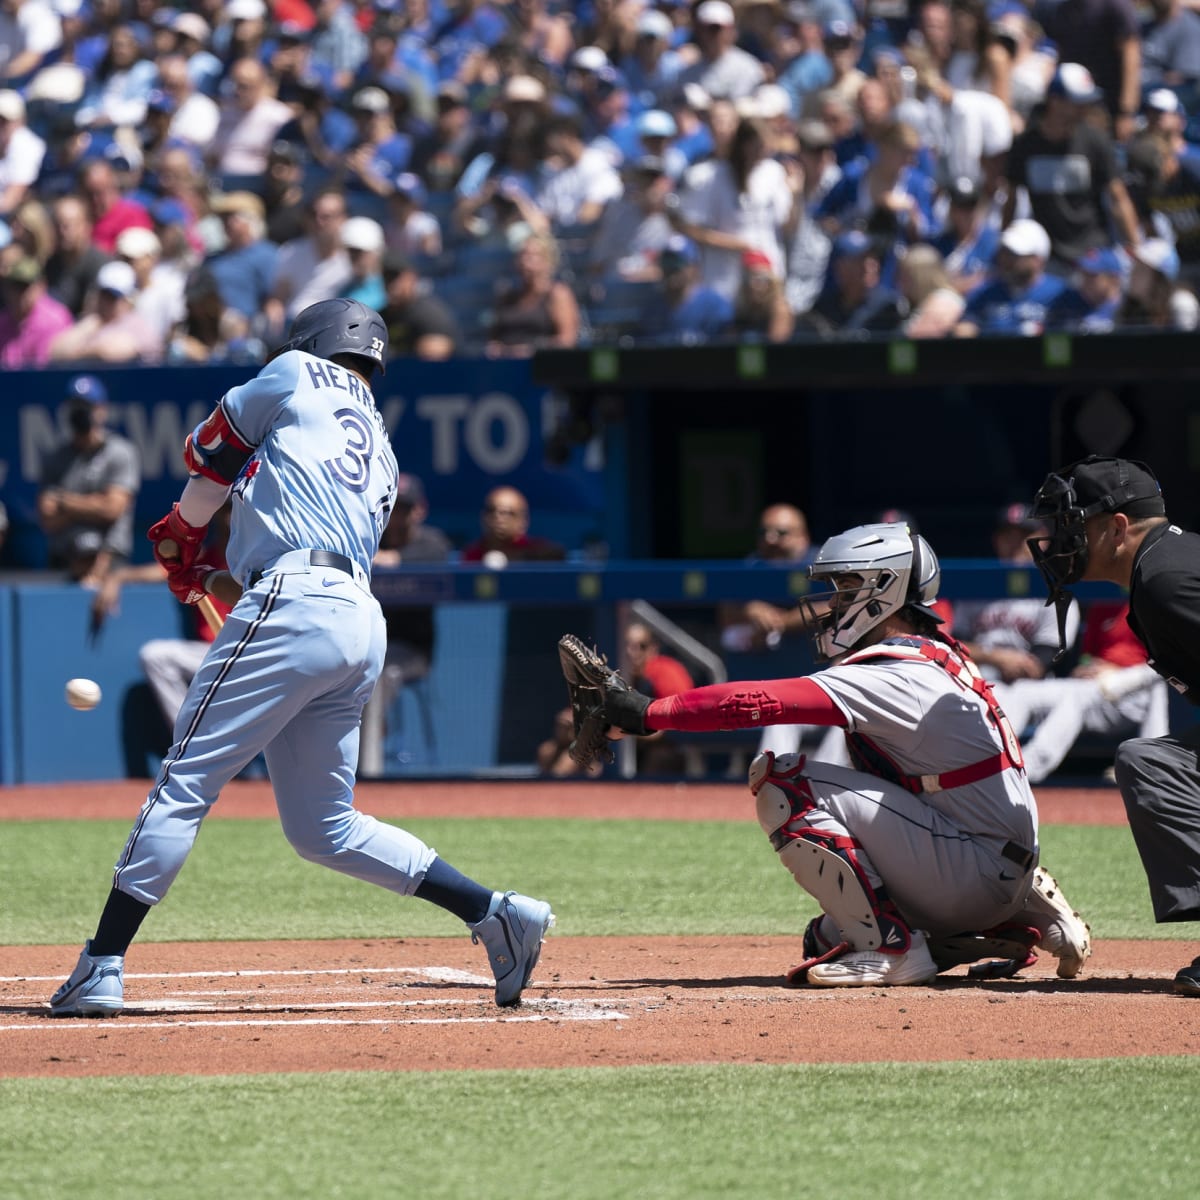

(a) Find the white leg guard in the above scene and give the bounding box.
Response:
[749,751,888,953]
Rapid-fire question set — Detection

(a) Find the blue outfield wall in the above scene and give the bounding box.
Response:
[0,562,1144,785]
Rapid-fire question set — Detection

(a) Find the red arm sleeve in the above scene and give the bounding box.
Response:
[645,677,847,733]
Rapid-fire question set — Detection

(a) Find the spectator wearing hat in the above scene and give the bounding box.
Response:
[576,63,638,167]
[957,218,1066,335]
[336,214,386,309]
[1038,0,1140,136]
[203,190,277,319]
[676,0,765,102]
[1131,102,1200,288]
[782,118,841,315]
[169,13,221,97]
[1001,63,1140,268]
[155,53,220,152]
[116,224,183,345]
[620,8,685,109]
[408,80,486,193]
[536,112,623,229]
[147,196,201,281]
[380,249,458,360]
[209,56,292,180]
[1044,245,1126,331]
[1142,0,1200,88]
[265,185,351,329]
[587,154,675,279]
[79,157,153,254]
[36,373,140,586]
[732,246,794,341]
[632,108,687,180]
[0,0,62,86]
[803,20,867,120]
[0,89,45,217]
[0,254,72,365]
[340,85,412,209]
[45,193,107,316]
[640,233,733,343]
[672,114,791,301]
[216,0,270,69]
[49,257,162,362]
[799,229,906,334]
[74,23,157,130]
[386,171,441,258]
[931,177,1001,293]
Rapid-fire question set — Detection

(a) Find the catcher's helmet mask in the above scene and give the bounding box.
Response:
[272,298,388,376]
[799,522,943,661]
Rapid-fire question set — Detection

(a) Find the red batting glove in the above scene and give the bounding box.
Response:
[167,563,216,606]
[149,504,207,573]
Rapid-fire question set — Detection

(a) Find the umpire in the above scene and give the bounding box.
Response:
[1028,456,1200,995]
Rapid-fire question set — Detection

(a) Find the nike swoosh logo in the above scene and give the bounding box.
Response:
[322,578,339,587]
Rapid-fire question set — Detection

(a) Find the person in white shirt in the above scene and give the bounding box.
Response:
[0,88,44,217]
[674,115,792,301]
[265,187,351,330]
[208,56,291,179]
[536,113,623,228]
[675,0,765,102]
[0,0,61,84]
[157,53,219,152]
[115,225,185,346]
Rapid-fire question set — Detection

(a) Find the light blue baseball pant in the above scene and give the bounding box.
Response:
[113,562,438,904]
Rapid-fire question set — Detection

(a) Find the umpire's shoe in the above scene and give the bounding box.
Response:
[49,941,124,1017]
[1172,956,1200,997]
[471,892,555,1007]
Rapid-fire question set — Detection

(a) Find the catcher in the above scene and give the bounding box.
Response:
[559,521,1092,986]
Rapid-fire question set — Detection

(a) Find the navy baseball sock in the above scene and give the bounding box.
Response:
[89,887,152,957]
[414,857,494,925]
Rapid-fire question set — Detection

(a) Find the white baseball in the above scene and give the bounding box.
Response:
[481,550,509,570]
[65,677,102,711]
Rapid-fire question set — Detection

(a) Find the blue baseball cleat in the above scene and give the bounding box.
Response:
[50,941,125,1017]
[471,891,555,1007]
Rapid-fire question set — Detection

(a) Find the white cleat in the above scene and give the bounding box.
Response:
[806,929,939,988]
[1032,868,1092,979]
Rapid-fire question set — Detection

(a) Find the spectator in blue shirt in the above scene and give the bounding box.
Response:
[1043,245,1126,331]
[203,190,278,321]
[645,233,733,343]
[800,229,907,335]
[621,8,685,110]
[776,12,835,118]
[932,176,1001,293]
[958,219,1067,335]
[1141,0,1200,88]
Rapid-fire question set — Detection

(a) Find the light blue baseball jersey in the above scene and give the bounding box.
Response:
[216,350,398,584]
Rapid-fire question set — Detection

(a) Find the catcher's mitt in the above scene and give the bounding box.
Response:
[557,634,651,770]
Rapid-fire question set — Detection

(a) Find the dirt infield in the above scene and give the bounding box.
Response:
[4,780,1196,1079]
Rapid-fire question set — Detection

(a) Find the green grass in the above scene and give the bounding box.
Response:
[1,1060,1197,1200]
[0,817,1167,944]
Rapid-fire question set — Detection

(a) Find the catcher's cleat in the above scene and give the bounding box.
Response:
[1029,867,1092,979]
[806,930,939,988]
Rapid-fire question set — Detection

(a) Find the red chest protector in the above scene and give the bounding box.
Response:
[839,635,1025,795]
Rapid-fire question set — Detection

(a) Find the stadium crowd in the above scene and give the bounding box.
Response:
[0,0,1197,361]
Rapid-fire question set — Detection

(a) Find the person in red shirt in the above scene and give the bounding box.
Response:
[623,620,695,774]
[460,485,566,564]
[79,159,154,255]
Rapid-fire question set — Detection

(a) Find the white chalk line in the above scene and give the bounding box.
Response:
[1,965,488,985]
[0,997,629,1032]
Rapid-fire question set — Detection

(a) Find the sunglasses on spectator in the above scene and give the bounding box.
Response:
[761,525,800,538]
[626,640,650,649]
[484,504,523,516]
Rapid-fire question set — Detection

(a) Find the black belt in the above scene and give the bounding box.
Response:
[1001,841,1036,872]
[248,550,354,588]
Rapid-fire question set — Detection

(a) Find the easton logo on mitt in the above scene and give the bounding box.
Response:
[557,634,652,770]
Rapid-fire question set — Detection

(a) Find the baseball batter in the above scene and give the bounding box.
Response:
[51,299,553,1017]
[565,522,1091,986]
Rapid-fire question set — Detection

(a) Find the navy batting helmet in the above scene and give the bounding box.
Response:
[276,298,388,375]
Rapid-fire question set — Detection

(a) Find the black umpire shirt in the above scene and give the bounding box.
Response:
[1126,522,1200,702]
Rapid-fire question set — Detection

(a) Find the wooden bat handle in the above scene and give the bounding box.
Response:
[198,595,225,635]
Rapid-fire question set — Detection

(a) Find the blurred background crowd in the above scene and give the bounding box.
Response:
[0,0,1196,362]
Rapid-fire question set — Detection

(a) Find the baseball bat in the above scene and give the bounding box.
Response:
[158,536,225,634]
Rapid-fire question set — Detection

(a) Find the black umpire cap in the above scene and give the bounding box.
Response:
[1059,456,1165,518]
